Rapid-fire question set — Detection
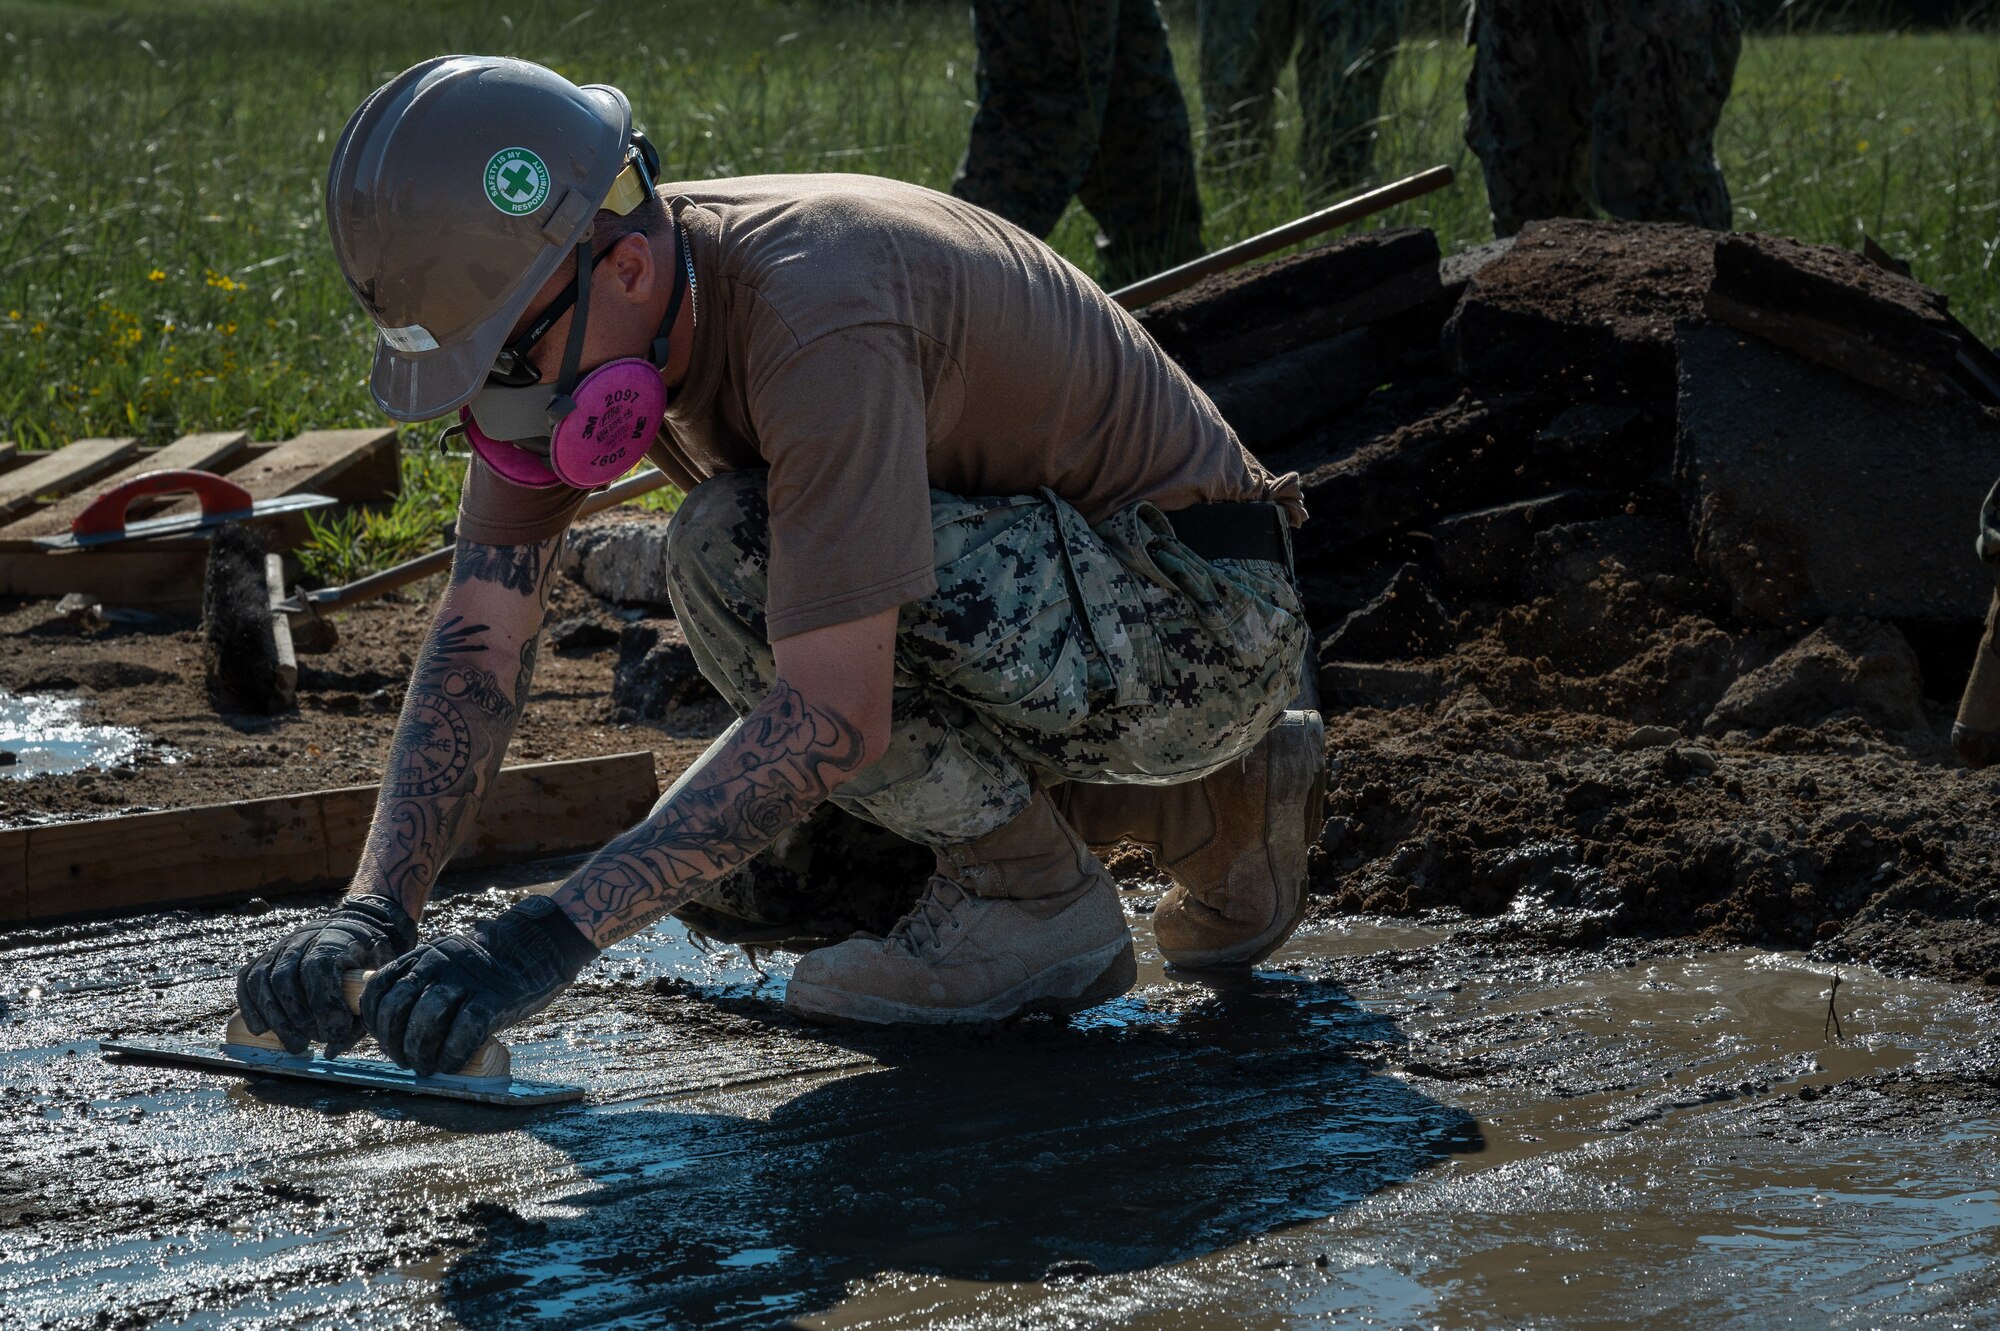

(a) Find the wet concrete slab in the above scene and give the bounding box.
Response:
[2,878,1996,1329]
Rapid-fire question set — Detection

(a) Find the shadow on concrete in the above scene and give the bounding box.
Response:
[435,972,1482,1329]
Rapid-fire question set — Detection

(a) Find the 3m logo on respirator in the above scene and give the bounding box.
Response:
[484,148,551,216]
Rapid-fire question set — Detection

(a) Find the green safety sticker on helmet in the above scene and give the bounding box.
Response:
[483,147,551,216]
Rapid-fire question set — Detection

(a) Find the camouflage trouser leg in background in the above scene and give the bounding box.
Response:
[1465,0,1596,237]
[1466,0,1739,237]
[1197,0,1299,177]
[1293,0,1401,198]
[1199,0,1403,199]
[1591,0,1741,229]
[663,472,1309,935]
[951,0,1205,289]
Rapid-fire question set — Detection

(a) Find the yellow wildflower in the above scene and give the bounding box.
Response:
[146,269,166,282]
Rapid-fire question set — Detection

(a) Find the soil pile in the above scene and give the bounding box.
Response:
[1136,219,2000,983]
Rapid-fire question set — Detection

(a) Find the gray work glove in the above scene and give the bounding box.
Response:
[359,896,599,1078]
[236,894,418,1056]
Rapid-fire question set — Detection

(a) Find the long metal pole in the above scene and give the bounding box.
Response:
[280,466,676,615]
[1109,164,1456,311]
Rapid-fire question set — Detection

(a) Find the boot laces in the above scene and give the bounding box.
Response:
[885,875,970,957]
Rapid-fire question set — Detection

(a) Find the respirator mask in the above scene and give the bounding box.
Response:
[446,138,684,490]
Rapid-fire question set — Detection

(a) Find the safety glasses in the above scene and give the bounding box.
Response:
[485,145,659,389]
[486,254,603,388]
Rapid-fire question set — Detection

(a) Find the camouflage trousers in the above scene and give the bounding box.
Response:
[1197,0,1403,200]
[661,471,1309,941]
[951,0,1205,290]
[1466,0,1742,237]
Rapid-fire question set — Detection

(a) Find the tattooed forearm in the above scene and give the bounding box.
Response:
[514,631,541,708]
[452,539,551,594]
[553,682,868,948]
[352,535,562,911]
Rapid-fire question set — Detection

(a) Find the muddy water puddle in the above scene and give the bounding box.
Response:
[1,880,1995,1328]
[0,691,151,780]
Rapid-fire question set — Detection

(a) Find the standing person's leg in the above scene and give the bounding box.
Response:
[1196,0,1300,179]
[1464,0,1595,237]
[1295,0,1403,200]
[1079,0,1207,289]
[1590,0,1742,229]
[952,0,1116,239]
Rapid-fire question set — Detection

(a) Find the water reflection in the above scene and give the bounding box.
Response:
[0,692,148,779]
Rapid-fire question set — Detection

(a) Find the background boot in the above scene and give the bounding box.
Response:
[783,791,1135,1026]
[1053,709,1327,968]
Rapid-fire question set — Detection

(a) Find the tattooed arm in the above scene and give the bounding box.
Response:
[348,535,564,919]
[550,606,899,948]
[346,607,897,1069]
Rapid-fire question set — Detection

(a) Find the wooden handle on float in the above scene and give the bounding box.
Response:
[223,968,512,1080]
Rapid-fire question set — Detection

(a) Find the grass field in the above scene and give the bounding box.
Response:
[3,0,1997,577]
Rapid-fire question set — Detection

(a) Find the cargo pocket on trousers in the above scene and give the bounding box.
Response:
[900,493,1096,736]
[933,616,1094,735]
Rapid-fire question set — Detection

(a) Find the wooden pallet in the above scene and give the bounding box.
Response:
[0,427,399,609]
[0,751,658,922]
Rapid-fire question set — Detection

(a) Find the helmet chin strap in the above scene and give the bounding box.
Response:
[545,240,594,430]
[542,224,686,433]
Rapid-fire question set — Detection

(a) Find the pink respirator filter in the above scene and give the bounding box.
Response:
[463,357,666,490]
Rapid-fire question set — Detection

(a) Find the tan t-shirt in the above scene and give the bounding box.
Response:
[457,173,1305,640]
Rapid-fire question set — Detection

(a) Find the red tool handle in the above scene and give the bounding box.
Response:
[70,469,255,538]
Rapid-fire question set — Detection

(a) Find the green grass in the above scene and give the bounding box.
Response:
[2,0,1997,578]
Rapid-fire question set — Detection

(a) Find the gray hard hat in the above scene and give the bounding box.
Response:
[326,55,634,421]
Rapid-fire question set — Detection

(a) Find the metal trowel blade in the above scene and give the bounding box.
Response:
[99,1038,584,1107]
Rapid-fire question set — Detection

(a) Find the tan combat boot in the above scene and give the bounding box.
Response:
[1052,709,1327,969]
[783,790,1136,1026]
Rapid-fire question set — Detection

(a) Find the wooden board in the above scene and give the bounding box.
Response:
[0,751,658,921]
[155,427,399,513]
[0,432,250,548]
[0,441,19,475]
[0,427,400,608]
[0,828,23,923]
[0,548,211,610]
[0,438,139,519]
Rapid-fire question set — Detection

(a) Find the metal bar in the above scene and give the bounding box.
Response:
[282,465,676,615]
[1109,164,1457,310]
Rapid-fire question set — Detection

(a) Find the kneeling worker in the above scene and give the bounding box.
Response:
[235,56,1324,1073]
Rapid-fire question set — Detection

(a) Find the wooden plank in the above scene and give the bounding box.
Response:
[0,824,24,923]
[454,751,658,870]
[0,548,210,610]
[0,438,140,519]
[0,441,19,476]
[19,751,658,920]
[0,431,249,547]
[156,427,399,514]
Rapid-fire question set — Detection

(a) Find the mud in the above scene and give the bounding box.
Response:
[2,870,1996,1328]
[0,574,721,827]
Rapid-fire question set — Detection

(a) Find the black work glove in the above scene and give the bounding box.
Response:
[236,894,419,1057]
[360,895,599,1078]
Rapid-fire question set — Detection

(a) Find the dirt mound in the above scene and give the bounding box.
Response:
[1151,219,2000,984]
